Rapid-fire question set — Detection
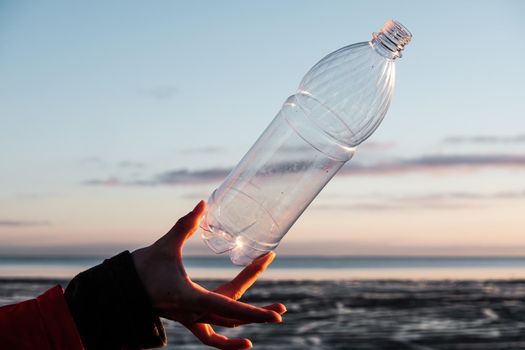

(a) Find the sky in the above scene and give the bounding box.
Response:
[1,0,524,257]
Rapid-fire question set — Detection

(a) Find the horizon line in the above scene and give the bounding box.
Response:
[3,254,525,259]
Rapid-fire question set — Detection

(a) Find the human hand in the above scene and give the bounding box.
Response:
[132,201,286,350]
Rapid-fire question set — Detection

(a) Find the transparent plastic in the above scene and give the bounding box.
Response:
[200,20,412,265]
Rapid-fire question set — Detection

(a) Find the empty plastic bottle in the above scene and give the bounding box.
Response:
[200,19,412,265]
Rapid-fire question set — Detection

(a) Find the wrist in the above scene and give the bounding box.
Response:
[65,251,166,348]
[132,247,157,303]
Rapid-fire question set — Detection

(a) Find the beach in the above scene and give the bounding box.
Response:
[3,277,525,349]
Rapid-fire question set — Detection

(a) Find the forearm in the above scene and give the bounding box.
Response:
[64,251,167,349]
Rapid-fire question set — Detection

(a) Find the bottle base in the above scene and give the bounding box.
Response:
[201,228,235,254]
[201,228,277,266]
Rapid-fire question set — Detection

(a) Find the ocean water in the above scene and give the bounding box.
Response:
[2,256,525,280]
[3,257,525,348]
[2,278,525,349]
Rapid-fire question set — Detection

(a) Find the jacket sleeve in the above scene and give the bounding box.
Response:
[0,285,84,350]
[64,251,167,349]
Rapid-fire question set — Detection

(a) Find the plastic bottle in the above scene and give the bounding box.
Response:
[200,19,412,265]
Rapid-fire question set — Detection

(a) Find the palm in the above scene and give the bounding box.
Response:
[133,201,285,350]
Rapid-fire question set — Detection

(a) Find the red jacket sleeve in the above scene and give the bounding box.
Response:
[0,285,84,350]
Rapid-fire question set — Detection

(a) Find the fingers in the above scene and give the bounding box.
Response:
[264,303,287,314]
[215,252,276,300]
[198,315,242,328]
[199,303,287,328]
[169,200,206,252]
[199,290,282,324]
[186,323,252,350]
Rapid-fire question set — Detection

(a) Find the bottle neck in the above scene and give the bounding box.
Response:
[370,19,412,60]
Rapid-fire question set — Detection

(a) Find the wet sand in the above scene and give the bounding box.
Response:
[2,279,525,349]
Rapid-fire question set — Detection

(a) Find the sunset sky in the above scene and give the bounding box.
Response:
[1,0,524,257]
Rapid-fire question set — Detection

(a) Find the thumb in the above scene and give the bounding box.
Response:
[169,200,206,251]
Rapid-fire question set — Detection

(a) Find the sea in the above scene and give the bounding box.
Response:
[2,256,525,349]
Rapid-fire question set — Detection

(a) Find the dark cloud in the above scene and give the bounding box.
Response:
[154,168,230,185]
[313,203,400,211]
[0,220,51,227]
[0,243,131,257]
[80,158,145,172]
[83,177,124,187]
[84,153,525,187]
[274,241,525,256]
[397,190,525,201]
[313,189,525,211]
[84,168,230,187]
[444,134,525,144]
[340,154,525,176]
[313,200,476,212]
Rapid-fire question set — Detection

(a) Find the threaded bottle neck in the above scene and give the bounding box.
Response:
[371,19,412,60]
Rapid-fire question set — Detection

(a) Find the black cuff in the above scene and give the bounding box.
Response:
[64,251,167,349]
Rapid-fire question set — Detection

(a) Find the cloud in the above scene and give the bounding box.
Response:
[443,134,525,144]
[397,190,525,201]
[0,220,51,227]
[313,203,402,211]
[84,177,125,186]
[144,85,178,100]
[339,154,525,176]
[313,200,476,212]
[84,153,525,187]
[79,157,145,172]
[154,168,230,185]
[84,167,230,187]
[0,243,130,257]
[312,189,525,211]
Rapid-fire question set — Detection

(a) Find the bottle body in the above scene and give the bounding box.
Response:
[201,93,355,265]
[200,20,412,265]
